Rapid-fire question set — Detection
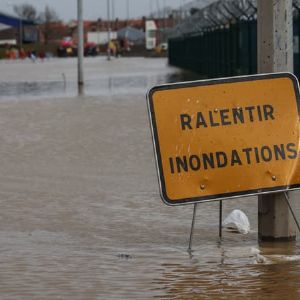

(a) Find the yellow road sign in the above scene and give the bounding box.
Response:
[147,73,300,205]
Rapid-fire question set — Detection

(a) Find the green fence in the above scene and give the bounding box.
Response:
[169,18,300,78]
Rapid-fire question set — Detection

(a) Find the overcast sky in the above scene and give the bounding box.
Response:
[1,0,185,21]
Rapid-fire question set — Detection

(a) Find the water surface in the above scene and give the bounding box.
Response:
[0,57,299,299]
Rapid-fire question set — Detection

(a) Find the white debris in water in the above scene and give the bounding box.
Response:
[266,255,300,263]
[222,209,250,234]
[282,255,300,261]
[250,247,261,255]
[253,253,268,264]
[250,248,300,264]
[249,248,268,264]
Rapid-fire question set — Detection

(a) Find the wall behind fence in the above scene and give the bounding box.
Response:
[169,17,300,79]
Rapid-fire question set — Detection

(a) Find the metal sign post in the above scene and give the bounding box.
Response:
[188,200,223,252]
[284,192,300,233]
[219,200,223,239]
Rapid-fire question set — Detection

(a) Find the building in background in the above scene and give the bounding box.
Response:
[0,7,180,58]
[145,20,157,50]
[0,11,38,46]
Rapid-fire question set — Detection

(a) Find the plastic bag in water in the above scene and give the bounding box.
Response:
[222,209,250,234]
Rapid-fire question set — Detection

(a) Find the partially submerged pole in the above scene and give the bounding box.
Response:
[77,0,84,93]
[257,0,296,240]
[107,0,111,60]
[219,201,222,239]
[19,18,23,50]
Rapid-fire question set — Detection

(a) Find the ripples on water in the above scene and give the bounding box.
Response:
[0,58,300,299]
[0,72,193,100]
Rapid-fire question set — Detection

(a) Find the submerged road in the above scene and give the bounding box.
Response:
[0,57,299,299]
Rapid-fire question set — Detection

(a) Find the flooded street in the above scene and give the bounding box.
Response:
[0,57,300,299]
[0,57,185,100]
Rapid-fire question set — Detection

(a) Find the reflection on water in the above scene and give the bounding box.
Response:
[0,57,200,100]
[152,242,300,299]
[154,260,300,299]
[0,81,64,99]
[0,72,198,100]
[0,58,299,299]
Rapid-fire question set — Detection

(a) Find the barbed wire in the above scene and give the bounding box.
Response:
[168,0,300,38]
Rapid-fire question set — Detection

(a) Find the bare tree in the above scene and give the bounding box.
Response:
[38,6,61,45]
[38,5,60,23]
[13,3,37,21]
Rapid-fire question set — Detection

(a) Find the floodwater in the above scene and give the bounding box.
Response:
[0,57,300,299]
[0,57,190,100]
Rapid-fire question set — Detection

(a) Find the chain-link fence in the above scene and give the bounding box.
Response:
[168,0,300,78]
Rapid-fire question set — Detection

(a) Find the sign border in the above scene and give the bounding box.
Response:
[147,72,300,206]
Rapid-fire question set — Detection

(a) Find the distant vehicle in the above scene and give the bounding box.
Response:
[57,37,77,57]
[159,43,168,51]
[57,37,98,57]
[154,43,168,55]
[60,36,74,48]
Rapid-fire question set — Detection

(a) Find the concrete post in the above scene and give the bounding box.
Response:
[257,0,296,240]
[77,0,84,92]
[257,0,293,73]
